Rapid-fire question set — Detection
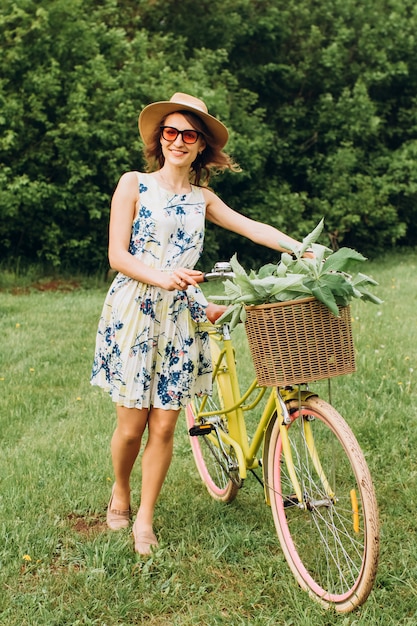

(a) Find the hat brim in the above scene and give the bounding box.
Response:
[138,101,229,149]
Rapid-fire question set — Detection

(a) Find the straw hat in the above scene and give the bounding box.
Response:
[138,92,229,148]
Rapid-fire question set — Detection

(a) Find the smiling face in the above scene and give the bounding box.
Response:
[160,112,206,169]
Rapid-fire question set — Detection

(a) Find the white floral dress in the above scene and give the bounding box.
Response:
[90,172,211,410]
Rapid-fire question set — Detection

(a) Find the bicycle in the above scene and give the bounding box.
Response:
[186,263,379,613]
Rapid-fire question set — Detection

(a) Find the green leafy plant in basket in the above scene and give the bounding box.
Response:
[210,219,383,330]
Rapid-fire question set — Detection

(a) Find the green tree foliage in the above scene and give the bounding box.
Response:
[1,0,417,270]
[139,0,417,259]
[0,0,239,269]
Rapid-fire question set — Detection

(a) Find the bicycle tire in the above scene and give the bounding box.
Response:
[267,395,379,612]
[186,395,240,503]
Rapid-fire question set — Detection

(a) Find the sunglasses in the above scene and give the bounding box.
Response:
[160,126,202,145]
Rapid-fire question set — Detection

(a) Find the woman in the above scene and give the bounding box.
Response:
[91,93,306,556]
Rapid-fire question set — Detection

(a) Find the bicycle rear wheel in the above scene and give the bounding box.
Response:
[186,393,240,503]
[186,366,242,502]
[267,395,379,612]
[186,332,241,503]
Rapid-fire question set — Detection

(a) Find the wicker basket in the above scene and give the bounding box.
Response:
[244,297,356,387]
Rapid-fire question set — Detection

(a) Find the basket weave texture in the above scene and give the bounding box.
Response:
[244,297,356,387]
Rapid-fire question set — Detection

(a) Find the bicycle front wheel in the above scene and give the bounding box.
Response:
[268,395,379,612]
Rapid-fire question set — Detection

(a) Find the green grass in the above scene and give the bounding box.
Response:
[1,251,417,625]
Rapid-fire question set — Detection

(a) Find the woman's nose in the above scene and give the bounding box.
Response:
[173,133,185,146]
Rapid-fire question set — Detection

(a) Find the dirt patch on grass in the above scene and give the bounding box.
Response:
[67,512,107,535]
[33,279,81,292]
[11,279,81,295]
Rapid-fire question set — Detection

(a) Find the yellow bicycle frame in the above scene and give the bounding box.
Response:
[194,325,335,507]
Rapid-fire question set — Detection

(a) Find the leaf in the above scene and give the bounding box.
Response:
[318,273,356,299]
[269,274,307,296]
[271,289,311,302]
[351,272,379,287]
[250,276,281,300]
[230,303,243,328]
[215,303,239,325]
[279,219,326,255]
[322,247,366,273]
[229,253,248,277]
[249,275,305,302]
[309,243,329,265]
[291,256,321,279]
[229,255,259,297]
[276,255,293,276]
[215,301,248,330]
[353,286,384,305]
[304,280,340,316]
[299,218,325,253]
[278,241,297,255]
[208,295,231,302]
[222,279,242,298]
[235,293,260,303]
[257,263,278,278]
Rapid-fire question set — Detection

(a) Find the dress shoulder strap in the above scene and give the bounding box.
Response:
[132,172,143,222]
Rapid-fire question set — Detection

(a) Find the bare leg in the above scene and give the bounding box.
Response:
[135,406,181,532]
[109,404,180,551]
[110,405,149,511]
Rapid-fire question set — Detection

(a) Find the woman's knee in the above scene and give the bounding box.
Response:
[115,406,148,443]
[115,425,143,446]
[148,408,179,443]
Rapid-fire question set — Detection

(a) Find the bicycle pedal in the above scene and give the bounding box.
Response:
[283,494,299,508]
[189,423,215,437]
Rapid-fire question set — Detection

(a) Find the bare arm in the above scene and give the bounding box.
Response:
[108,172,202,289]
[203,188,303,252]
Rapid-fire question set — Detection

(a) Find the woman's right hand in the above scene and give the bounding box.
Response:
[160,268,204,291]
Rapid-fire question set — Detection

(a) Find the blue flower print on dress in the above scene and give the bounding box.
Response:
[130,328,155,358]
[90,172,212,410]
[139,296,156,318]
[129,206,161,258]
[157,374,173,405]
[135,367,152,392]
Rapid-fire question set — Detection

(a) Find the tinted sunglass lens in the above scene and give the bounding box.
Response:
[182,131,199,144]
[162,127,178,141]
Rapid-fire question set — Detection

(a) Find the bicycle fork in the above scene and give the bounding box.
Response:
[276,389,336,510]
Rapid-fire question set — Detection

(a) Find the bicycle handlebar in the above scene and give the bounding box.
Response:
[200,262,235,283]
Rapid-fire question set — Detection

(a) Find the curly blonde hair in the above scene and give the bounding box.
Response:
[143,111,240,186]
